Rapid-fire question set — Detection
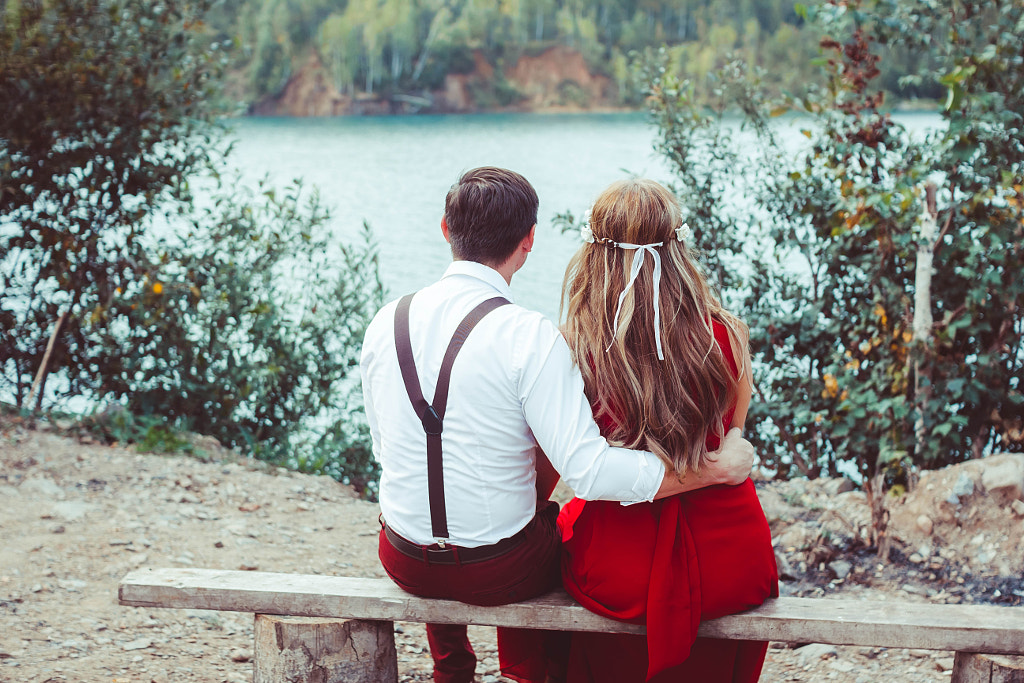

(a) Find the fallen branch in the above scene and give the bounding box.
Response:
[26,308,70,411]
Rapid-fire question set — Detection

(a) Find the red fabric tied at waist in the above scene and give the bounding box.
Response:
[645,496,701,679]
[558,479,778,681]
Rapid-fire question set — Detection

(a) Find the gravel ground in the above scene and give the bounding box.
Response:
[0,422,987,682]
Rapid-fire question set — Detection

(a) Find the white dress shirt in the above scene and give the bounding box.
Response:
[360,260,666,547]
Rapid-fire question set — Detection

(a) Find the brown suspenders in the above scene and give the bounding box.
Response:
[394,293,510,543]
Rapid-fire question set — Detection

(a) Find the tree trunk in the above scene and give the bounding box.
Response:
[412,12,445,83]
[952,653,1024,682]
[864,472,891,561]
[912,183,939,456]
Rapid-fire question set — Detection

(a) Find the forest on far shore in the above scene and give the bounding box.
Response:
[206,0,945,112]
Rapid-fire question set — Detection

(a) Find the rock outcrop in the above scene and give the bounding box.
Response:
[251,46,619,116]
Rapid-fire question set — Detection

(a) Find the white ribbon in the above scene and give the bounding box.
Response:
[606,241,665,360]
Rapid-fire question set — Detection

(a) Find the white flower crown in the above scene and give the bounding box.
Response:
[579,210,691,362]
[581,209,690,244]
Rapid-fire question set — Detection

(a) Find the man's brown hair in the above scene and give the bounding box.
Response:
[444,167,538,265]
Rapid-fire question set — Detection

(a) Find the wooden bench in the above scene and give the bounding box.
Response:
[119,568,1024,682]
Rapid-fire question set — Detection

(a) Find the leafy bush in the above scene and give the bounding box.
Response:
[90,179,383,470]
[467,72,526,109]
[557,79,590,108]
[638,0,1023,534]
[80,406,199,457]
[0,0,385,493]
[1,0,225,408]
[494,75,526,107]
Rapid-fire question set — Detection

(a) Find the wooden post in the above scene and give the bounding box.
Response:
[253,614,398,683]
[952,653,1024,683]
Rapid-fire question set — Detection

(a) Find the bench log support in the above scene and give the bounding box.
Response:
[254,614,398,683]
[953,653,1024,683]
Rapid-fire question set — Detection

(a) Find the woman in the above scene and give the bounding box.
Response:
[557,179,777,682]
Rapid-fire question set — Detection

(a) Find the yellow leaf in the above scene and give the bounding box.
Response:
[823,373,839,398]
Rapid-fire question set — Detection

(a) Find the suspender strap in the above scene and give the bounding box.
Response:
[394,293,510,541]
[395,295,432,429]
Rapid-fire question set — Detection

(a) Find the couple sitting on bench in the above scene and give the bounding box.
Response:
[360,167,778,683]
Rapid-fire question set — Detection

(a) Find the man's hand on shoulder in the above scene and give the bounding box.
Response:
[705,427,754,486]
[653,428,754,499]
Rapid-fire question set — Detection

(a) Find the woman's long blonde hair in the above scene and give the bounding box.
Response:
[561,178,748,476]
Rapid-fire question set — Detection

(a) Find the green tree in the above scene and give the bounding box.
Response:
[743,0,1024,477]
[641,0,1024,555]
[319,11,361,94]
[91,180,383,491]
[1,0,384,493]
[251,0,294,97]
[640,51,751,293]
[1,0,225,408]
[193,0,942,111]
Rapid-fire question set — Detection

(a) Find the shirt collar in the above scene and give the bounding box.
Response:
[442,260,515,303]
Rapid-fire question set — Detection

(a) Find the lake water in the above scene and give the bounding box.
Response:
[2,110,944,417]
[225,111,943,322]
[226,112,675,320]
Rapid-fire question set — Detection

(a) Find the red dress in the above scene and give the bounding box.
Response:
[557,321,778,682]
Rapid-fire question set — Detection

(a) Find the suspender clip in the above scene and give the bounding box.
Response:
[420,405,443,435]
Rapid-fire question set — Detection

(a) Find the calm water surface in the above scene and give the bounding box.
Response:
[227,113,678,320]
[225,112,942,321]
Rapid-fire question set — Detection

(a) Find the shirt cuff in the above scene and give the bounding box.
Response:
[620,455,666,506]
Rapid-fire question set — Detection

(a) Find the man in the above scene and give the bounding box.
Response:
[360,167,754,683]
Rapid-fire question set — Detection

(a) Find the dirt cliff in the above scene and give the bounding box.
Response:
[250,46,619,117]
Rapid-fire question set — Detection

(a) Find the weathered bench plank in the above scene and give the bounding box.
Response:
[119,568,1024,654]
[120,568,644,634]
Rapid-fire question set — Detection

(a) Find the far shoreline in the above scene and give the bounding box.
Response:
[228,101,942,121]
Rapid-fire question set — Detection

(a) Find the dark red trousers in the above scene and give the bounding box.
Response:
[378,502,564,683]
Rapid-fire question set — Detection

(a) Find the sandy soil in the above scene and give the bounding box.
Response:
[1,420,1015,682]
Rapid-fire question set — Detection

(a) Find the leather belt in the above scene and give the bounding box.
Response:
[382,521,531,565]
